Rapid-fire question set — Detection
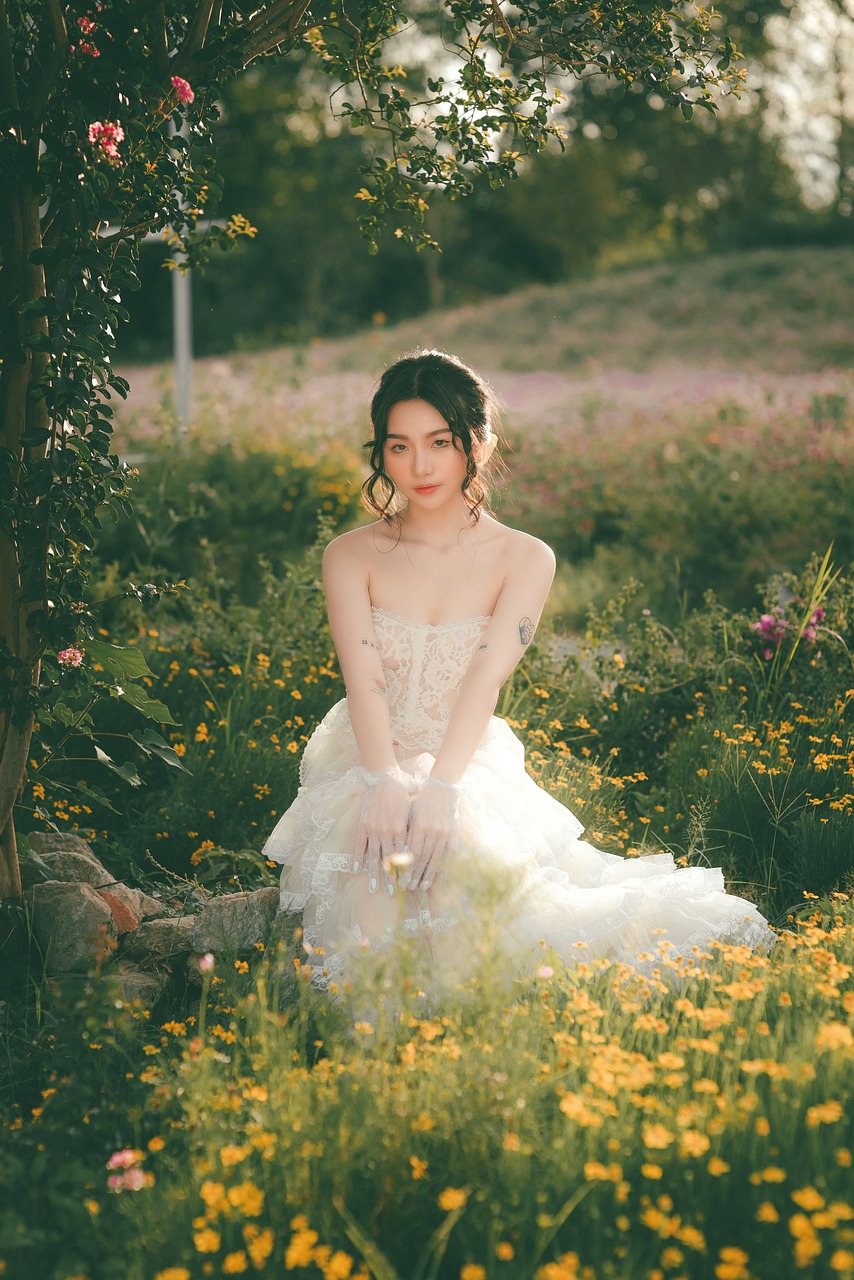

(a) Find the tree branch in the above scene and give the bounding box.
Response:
[150,1,171,80]
[181,0,216,58]
[25,0,71,131]
[0,0,19,115]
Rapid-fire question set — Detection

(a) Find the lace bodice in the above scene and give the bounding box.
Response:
[371,606,491,753]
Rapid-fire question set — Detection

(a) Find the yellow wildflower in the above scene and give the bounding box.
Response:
[222,1252,248,1274]
[496,1242,515,1260]
[323,1252,354,1280]
[243,1226,274,1267]
[756,1202,779,1223]
[193,1228,221,1253]
[410,1157,429,1179]
[438,1187,468,1212]
[220,1146,252,1168]
[227,1181,264,1216]
[791,1187,825,1211]
[807,1101,843,1127]
[154,1271,191,1280]
[643,1124,675,1149]
[708,1157,731,1177]
[816,1023,853,1052]
[460,1267,486,1280]
[286,1225,319,1269]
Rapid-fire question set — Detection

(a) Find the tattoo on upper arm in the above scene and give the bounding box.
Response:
[519,616,534,646]
[361,638,376,649]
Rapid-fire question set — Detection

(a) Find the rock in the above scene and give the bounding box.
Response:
[27,832,103,861]
[99,881,164,922]
[39,850,111,887]
[115,962,170,1006]
[18,850,54,891]
[97,890,140,935]
[27,881,116,972]
[190,887,279,954]
[121,916,195,962]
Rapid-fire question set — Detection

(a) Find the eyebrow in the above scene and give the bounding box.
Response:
[386,428,453,440]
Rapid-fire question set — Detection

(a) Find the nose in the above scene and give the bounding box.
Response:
[412,447,433,477]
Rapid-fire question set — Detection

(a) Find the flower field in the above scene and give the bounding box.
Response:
[2,895,853,1279]
[2,245,854,1278]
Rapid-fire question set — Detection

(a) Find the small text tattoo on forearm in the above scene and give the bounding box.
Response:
[519,616,534,645]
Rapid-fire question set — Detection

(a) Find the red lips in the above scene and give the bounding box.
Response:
[414,485,439,494]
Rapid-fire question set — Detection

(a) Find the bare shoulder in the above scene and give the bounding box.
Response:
[486,518,556,576]
[322,523,382,571]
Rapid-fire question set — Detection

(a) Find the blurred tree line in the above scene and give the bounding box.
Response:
[118,0,854,362]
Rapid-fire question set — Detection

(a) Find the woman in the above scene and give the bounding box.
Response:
[263,350,777,991]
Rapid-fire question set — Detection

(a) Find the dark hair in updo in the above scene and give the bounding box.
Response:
[362,349,502,522]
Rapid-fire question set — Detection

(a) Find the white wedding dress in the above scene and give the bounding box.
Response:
[263,607,777,990]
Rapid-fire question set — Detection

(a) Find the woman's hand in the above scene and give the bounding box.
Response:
[407,778,459,892]
[355,767,412,894]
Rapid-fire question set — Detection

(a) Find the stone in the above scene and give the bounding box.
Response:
[39,850,111,886]
[18,850,53,891]
[27,881,116,972]
[99,881,165,921]
[97,890,140,935]
[115,962,170,1006]
[121,915,195,962]
[190,887,279,954]
[27,832,103,861]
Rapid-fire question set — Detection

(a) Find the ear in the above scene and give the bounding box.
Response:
[477,433,498,466]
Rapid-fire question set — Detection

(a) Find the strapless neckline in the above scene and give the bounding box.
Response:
[371,605,492,629]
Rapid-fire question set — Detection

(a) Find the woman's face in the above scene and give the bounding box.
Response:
[382,398,469,511]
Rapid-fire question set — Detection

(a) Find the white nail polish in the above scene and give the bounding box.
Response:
[369,877,378,893]
[423,880,432,891]
[352,861,360,873]
[387,883,395,896]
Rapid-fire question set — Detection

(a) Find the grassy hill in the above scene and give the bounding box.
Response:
[114,244,854,451]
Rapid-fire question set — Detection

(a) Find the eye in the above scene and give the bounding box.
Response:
[433,438,452,448]
[388,443,408,453]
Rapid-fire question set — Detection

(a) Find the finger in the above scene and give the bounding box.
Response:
[414,839,436,890]
[368,835,381,893]
[354,823,369,872]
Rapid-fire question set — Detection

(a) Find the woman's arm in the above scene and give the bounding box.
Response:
[406,535,556,889]
[323,534,410,889]
[431,535,556,783]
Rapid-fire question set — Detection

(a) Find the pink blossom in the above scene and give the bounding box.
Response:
[107,1148,138,1170]
[87,120,124,166]
[803,626,817,642]
[809,607,825,625]
[107,1174,125,1192]
[198,952,215,973]
[77,15,96,33]
[763,648,774,661]
[537,964,554,979]
[78,41,100,56]
[57,646,84,667]
[171,75,195,104]
[122,1168,146,1191]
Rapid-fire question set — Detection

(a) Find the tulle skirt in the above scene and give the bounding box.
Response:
[262,699,778,991]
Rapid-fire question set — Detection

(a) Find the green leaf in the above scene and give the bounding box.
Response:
[114,680,179,725]
[131,728,192,774]
[85,638,153,680]
[680,101,694,121]
[95,745,143,787]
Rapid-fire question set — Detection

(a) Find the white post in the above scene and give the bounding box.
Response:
[172,256,193,431]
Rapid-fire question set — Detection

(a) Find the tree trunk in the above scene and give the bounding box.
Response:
[0,147,49,901]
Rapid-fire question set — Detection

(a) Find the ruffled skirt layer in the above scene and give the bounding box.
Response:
[262,700,777,989]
